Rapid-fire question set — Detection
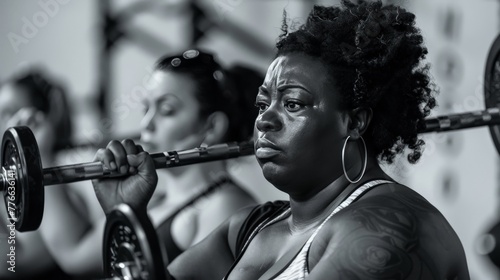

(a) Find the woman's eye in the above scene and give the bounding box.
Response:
[255,102,269,113]
[284,101,304,112]
[159,103,174,116]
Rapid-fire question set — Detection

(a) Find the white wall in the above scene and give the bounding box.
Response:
[401,1,500,279]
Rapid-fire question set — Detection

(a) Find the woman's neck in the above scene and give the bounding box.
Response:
[287,157,389,233]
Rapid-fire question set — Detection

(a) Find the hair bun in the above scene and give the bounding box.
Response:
[349,2,410,69]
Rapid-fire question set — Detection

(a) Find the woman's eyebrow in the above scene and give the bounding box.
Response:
[258,86,269,95]
[277,84,312,95]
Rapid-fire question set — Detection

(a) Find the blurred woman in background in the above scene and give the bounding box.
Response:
[41,49,261,278]
[140,50,258,262]
[0,68,74,279]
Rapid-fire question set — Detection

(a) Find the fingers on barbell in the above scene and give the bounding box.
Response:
[94,140,145,174]
[136,144,144,153]
[107,140,129,174]
[122,139,139,174]
[122,139,139,154]
[94,148,116,171]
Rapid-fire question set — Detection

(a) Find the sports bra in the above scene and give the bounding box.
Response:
[223,179,393,280]
[157,176,232,262]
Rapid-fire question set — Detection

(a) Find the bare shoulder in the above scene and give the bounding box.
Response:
[308,183,470,280]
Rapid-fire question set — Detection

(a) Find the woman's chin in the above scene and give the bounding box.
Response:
[260,163,291,189]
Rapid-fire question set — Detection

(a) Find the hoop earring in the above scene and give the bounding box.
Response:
[342,136,367,184]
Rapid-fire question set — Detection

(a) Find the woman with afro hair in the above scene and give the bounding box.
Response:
[93,1,470,279]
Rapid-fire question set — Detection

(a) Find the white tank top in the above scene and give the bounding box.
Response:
[224,179,393,280]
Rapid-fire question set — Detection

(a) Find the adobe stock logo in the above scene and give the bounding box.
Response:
[7,0,72,54]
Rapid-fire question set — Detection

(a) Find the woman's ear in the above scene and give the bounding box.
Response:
[202,111,229,145]
[348,107,373,138]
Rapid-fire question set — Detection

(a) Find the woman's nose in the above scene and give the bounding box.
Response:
[255,105,283,132]
[140,109,155,131]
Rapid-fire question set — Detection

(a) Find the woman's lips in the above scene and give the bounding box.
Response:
[255,147,281,159]
[255,138,281,159]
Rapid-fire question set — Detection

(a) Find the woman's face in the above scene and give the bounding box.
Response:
[0,83,56,158]
[254,53,350,196]
[0,84,35,134]
[140,70,206,152]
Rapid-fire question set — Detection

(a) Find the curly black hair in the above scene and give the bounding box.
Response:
[276,0,436,164]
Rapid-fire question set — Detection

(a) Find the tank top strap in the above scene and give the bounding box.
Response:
[305,179,393,251]
[271,179,394,280]
[239,207,292,254]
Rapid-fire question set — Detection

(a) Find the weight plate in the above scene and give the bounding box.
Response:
[484,33,500,155]
[1,126,44,232]
[104,204,167,280]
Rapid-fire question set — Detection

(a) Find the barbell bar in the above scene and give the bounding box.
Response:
[0,126,254,231]
[1,106,500,232]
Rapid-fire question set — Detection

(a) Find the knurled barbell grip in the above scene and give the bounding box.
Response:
[41,141,253,186]
[420,108,500,133]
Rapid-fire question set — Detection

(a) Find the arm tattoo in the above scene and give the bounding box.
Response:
[332,197,434,279]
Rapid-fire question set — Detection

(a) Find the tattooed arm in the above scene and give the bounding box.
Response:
[306,190,469,280]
